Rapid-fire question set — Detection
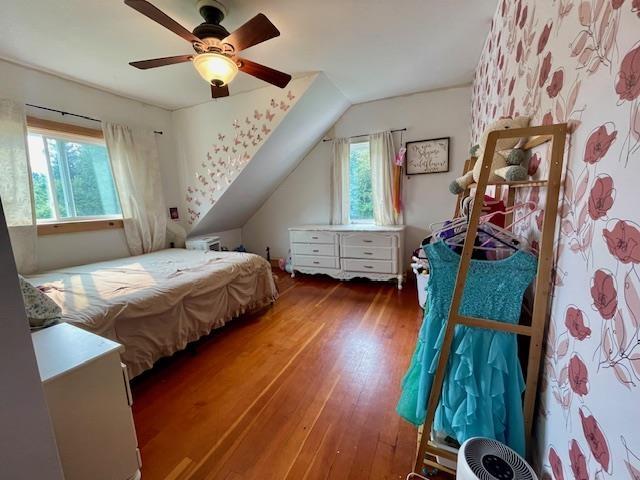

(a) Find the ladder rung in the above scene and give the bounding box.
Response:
[421,456,457,475]
[470,179,548,188]
[425,442,458,461]
[455,315,533,336]
[523,134,553,150]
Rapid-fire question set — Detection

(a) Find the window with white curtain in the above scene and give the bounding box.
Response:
[26,129,121,223]
[348,140,373,223]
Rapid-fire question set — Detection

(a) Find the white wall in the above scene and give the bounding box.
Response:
[0,203,64,479]
[242,137,333,258]
[243,85,472,263]
[0,59,180,270]
[171,73,349,237]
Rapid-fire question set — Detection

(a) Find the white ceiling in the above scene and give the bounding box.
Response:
[0,0,496,110]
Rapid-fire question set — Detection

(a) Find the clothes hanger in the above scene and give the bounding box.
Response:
[444,224,520,252]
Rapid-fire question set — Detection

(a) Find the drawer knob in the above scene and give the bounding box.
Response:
[363,252,373,255]
[363,239,373,243]
[311,236,319,239]
[313,249,319,253]
[364,265,373,269]
[313,261,320,264]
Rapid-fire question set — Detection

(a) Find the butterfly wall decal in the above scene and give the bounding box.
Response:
[261,124,271,135]
[265,110,275,122]
[254,110,263,120]
[218,133,225,141]
[270,99,277,108]
[287,91,295,101]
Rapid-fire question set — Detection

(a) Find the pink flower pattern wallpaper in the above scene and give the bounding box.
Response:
[472,0,640,477]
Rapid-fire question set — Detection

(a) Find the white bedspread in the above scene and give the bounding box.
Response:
[27,249,277,377]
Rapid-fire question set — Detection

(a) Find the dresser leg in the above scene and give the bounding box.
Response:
[291,270,296,278]
[397,275,403,290]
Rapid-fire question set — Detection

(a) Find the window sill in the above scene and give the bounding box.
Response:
[37,219,124,236]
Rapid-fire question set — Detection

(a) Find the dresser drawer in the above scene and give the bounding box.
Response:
[291,230,337,244]
[341,232,394,248]
[341,245,393,260]
[292,243,338,256]
[294,255,339,269]
[342,258,395,274]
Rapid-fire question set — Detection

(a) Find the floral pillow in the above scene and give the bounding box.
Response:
[18,275,61,330]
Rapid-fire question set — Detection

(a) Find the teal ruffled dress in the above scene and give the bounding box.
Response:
[397,241,537,456]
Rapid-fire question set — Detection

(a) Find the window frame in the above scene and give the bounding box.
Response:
[348,139,374,225]
[26,117,124,235]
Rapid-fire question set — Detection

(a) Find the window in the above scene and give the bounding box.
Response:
[26,122,121,224]
[349,141,373,223]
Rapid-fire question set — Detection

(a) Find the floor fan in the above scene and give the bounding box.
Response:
[456,438,537,480]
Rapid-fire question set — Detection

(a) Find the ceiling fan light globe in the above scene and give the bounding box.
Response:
[192,53,238,86]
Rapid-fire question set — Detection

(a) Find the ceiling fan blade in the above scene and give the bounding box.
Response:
[211,84,230,99]
[124,0,200,44]
[129,54,193,69]
[222,14,280,52]
[237,58,291,88]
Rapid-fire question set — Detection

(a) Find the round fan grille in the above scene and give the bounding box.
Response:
[463,438,535,480]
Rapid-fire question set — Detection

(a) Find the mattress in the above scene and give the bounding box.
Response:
[27,249,277,377]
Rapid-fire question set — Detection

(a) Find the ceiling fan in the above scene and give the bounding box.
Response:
[125,0,291,99]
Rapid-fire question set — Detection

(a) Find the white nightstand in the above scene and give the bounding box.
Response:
[185,234,221,251]
[32,323,141,480]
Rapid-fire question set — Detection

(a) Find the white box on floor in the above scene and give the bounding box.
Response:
[185,234,221,251]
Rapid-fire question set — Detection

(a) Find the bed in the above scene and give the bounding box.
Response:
[27,249,277,377]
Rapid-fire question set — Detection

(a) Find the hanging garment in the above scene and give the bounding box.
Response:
[396,240,536,456]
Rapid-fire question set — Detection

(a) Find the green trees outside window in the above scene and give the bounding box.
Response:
[349,141,373,223]
[27,133,121,222]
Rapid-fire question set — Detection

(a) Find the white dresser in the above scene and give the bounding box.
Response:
[289,224,405,289]
[32,323,141,480]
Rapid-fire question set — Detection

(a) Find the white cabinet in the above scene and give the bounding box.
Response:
[289,225,405,289]
[32,323,141,480]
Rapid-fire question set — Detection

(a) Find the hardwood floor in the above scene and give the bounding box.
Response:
[131,273,422,480]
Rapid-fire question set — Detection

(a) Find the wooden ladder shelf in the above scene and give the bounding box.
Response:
[414,123,568,475]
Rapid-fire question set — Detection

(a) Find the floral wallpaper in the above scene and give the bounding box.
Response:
[184,89,297,225]
[472,0,640,478]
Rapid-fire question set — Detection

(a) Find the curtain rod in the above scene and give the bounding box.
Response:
[322,127,407,142]
[25,103,164,135]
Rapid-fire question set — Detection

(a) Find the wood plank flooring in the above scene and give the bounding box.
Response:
[131,273,422,480]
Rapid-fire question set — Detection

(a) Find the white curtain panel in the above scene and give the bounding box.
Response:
[0,99,38,274]
[330,138,350,225]
[370,131,399,225]
[103,122,167,256]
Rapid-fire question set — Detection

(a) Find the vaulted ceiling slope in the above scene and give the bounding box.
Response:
[187,73,349,234]
[0,0,496,109]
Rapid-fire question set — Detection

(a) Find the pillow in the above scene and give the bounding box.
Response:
[18,275,62,330]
